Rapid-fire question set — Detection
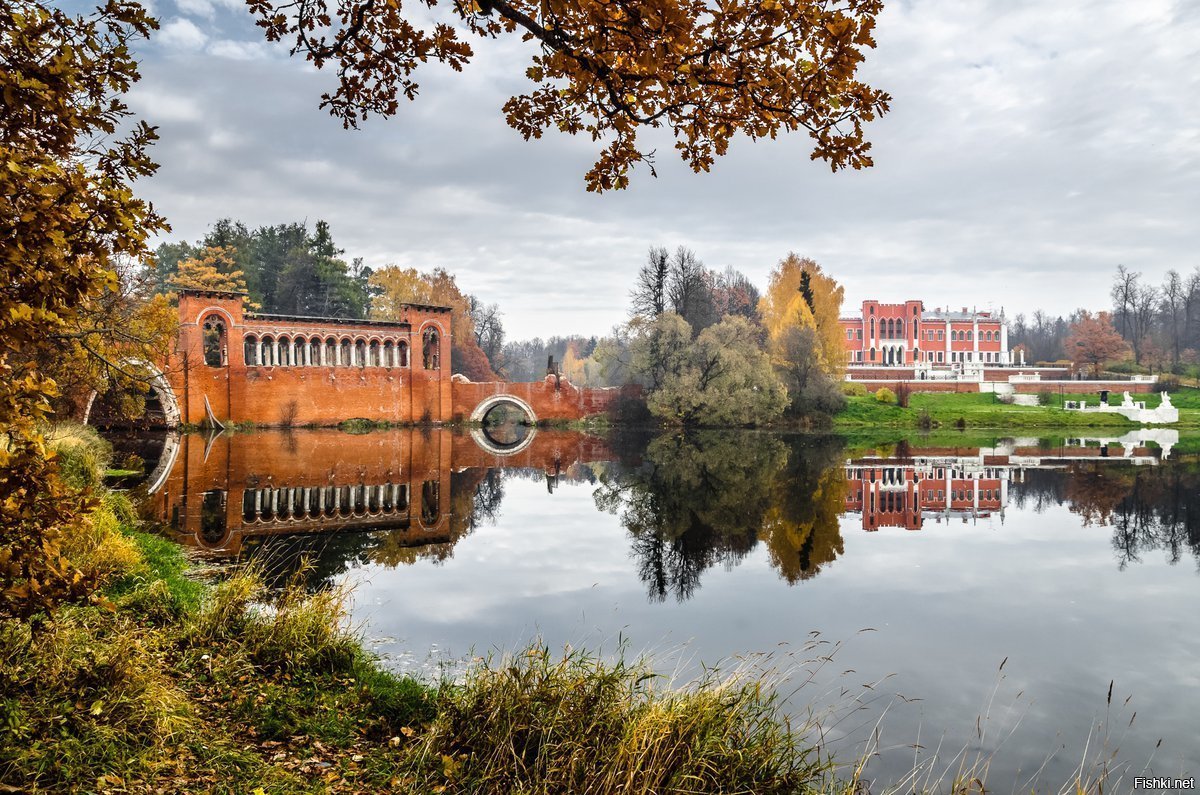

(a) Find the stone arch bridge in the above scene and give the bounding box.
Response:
[450,374,624,426]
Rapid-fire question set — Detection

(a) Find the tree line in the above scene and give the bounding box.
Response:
[1006,265,1200,378]
[542,247,851,426]
[153,220,509,381]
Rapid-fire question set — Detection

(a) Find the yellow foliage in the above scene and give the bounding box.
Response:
[758,254,846,379]
[169,247,251,295]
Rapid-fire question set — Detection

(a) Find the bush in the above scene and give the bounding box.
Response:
[1038,390,1053,406]
[338,418,377,434]
[608,390,653,425]
[874,387,896,404]
[841,381,868,397]
[416,645,830,794]
[917,410,934,430]
[46,423,112,490]
[1159,375,1182,393]
[895,381,911,408]
[792,376,847,416]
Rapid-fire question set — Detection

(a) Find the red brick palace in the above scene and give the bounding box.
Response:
[839,300,1014,369]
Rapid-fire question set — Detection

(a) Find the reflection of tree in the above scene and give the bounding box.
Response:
[1009,468,1067,514]
[1064,464,1134,527]
[1106,465,1200,570]
[595,432,847,601]
[760,441,848,584]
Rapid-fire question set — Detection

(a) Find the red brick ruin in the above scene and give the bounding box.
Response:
[163,289,621,428]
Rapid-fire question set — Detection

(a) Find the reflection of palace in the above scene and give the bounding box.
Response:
[845,456,1007,531]
[147,428,612,556]
[844,433,1176,532]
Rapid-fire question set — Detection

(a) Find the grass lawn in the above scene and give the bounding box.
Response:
[834,387,1200,429]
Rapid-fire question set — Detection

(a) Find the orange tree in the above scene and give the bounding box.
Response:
[1065,311,1129,378]
[1,0,164,619]
[249,0,891,191]
[369,265,499,380]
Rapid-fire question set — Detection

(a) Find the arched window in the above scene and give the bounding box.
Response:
[383,341,394,368]
[325,337,337,366]
[340,338,352,366]
[869,318,875,339]
[423,328,440,369]
[278,336,292,366]
[398,341,409,367]
[368,340,381,367]
[869,347,876,362]
[244,334,259,366]
[354,339,367,368]
[293,337,305,366]
[261,335,276,366]
[897,319,904,338]
[421,479,440,524]
[202,316,226,366]
[309,337,321,366]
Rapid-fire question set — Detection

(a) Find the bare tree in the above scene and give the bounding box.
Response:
[1111,265,1139,340]
[468,296,506,374]
[1185,268,1200,356]
[1162,270,1185,368]
[1129,283,1159,365]
[630,246,669,319]
[666,247,718,333]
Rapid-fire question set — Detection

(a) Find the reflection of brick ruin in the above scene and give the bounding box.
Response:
[160,289,623,429]
[149,428,614,555]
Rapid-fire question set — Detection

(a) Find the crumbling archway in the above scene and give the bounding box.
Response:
[468,394,537,425]
[82,358,182,429]
[469,394,538,455]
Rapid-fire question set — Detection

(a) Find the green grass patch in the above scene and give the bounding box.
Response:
[835,388,1200,429]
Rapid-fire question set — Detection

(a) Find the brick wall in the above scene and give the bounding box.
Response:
[168,289,453,426]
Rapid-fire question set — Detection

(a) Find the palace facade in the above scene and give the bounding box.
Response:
[839,300,1012,368]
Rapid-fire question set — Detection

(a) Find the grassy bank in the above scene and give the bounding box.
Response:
[834,389,1200,429]
[2,545,837,794]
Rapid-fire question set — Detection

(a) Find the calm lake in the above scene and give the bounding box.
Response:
[123,426,1200,789]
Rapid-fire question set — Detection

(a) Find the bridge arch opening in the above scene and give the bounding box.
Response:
[469,395,538,455]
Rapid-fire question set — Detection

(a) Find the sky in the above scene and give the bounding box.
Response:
[125,0,1200,339]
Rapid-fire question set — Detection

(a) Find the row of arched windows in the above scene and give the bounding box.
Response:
[242,482,414,523]
[947,329,998,342]
[240,328,441,369]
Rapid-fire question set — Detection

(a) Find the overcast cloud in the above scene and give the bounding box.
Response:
[126,0,1200,339]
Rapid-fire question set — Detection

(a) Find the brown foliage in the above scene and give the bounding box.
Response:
[1,0,163,619]
[248,0,890,191]
[1065,311,1129,377]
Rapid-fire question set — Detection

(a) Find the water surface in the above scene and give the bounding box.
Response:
[134,426,1200,788]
